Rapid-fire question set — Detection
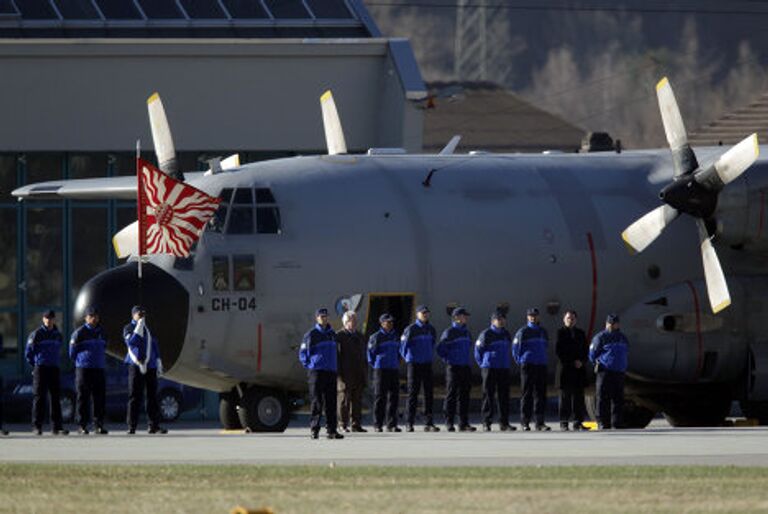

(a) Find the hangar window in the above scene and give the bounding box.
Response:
[54,0,100,19]
[179,0,225,18]
[212,256,229,291]
[138,0,183,19]
[14,0,57,19]
[233,255,255,291]
[94,0,142,19]
[264,0,308,19]
[305,0,352,18]
[223,0,268,18]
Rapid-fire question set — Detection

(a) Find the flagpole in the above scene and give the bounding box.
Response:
[136,139,143,282]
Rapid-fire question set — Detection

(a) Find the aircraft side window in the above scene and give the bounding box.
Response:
[254,187,281,234]
[233,255,255,291]
[226,187,254,235]
[207,188,233,233]
[212,255,230,291]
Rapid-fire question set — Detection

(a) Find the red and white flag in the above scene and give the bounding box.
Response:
[137,158,220,257]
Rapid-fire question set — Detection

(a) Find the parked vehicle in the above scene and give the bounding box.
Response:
[1,359,203,423]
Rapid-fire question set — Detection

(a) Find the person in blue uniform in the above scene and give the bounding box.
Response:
[512,307,551,431]
[69,306,108,435]
[123,305,167,435]
[368,313,401,432]
[589,313,629,430]
[25,310,68,435]
[299,308,343,439]
[437,307,476,432]
[400,305,440,432]
[556,310,589,431]
[475,310,516,431]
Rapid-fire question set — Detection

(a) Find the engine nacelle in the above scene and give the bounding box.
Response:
[620,279,751,384]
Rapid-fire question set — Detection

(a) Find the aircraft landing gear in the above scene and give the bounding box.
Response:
[661,392,731,427]
[236,386,290,433]
[585,395,657,429]
[739,400,768,425]
[219,392,242,430]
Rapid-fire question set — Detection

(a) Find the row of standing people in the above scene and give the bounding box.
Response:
[1,306,168,435]
[299,305,629,439]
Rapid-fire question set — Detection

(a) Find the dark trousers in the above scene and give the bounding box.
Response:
[337,381,364,428]
[127,366,161,429]
[596,370,625,428]
[444,364,471,427]
[76,367,106,429]
[520,364,547,425]
[559,386,587,424]
[0,376,4,427]
[32,365,63,430]
[406,362,434,425]
[308,369,338,433]
[481,367,510,426]
[373,368,399,428]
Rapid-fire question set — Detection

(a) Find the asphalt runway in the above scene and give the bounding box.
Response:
[2,419,768,466]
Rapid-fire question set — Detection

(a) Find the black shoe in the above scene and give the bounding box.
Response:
[374,426,383,433]
[351,425,367,433]
[327,432,344,440]
[446,424,456,432]
[386,426,402,433]
[572,422,587,431]
[598,424,611,431]
[0,428,8,436]
[535,424,552,432]
[560,423,570,431]
[127,428,136,435]
[521,423,531,432]
[459,425,476,432]
[406,424,415,432]
[310,430,319,440]
[341,426,351,433]
[499,423,516,432]
[95,426,109,435]
[424,424,440,432]
[79,427,90,435]
[33,427,43,436]
[482,423,492,432]
[148,426,168,434]
[53,429,69,436]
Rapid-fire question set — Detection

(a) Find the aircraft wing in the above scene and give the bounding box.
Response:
[11,172,207,200]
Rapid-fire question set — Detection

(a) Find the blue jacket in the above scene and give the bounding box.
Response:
[25,325,63,367]
[299,323,337,372]
[475,325,512,369]
[512,322,549,366]
[368,328,400,370]
[122,320,161,369]
[400,320,436,364]
[589,329,629,373]
[437,322,472,366]
[69,323,107,369]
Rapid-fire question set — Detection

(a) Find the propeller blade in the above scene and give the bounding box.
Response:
[621,205,680,253]
[696,220,731,313]
[320,90,347,155]
[112,221,138,258]
[147,93,181,180]
[714,133,759,186]
[656,77,698,176]
[439,135,461,155]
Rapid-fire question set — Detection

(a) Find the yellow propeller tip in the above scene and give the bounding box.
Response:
[147,92,160,104]
[656,77,669,91]
[620,232,638,254]
[320,90,333,102]
[752,133,760,158]
[712,299,731,314]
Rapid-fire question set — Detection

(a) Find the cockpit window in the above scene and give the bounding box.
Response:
[209,186,282,235]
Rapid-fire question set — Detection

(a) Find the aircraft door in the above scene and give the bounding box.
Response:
[364,293,415,338]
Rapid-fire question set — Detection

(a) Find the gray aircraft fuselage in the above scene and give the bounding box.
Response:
[74,147,768,410]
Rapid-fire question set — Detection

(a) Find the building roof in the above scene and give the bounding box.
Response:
[423,81,584,154]
[689,91,768,147]
[0,0,380,38]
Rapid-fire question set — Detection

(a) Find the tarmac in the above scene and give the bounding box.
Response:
[2,418,768,466]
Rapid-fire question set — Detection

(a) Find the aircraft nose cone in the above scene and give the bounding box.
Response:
[74,262,189,370]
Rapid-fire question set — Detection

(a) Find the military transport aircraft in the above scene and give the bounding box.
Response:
[13,78,768,431]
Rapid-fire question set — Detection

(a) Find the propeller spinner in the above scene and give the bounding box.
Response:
[621,77,759,313]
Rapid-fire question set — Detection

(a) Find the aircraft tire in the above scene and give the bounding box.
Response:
[219,392,242,430]
[661,393,731,427]
[585,395,655,428]
[739,400,768,425]
[237,387,290,433]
